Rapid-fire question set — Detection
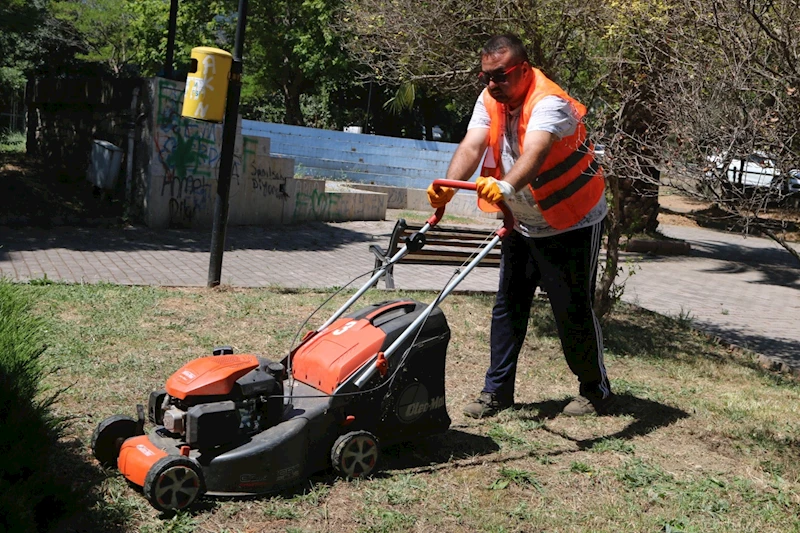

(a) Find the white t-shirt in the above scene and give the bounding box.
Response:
[468,93,607,237]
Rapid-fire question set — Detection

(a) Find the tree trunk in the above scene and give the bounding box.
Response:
[594,176,622,320]
[618,164,661,235]
[283,85,305,126]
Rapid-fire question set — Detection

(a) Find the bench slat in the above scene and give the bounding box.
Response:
[396,257,501,267]
[402,249,500,261]
[371,218,502,288]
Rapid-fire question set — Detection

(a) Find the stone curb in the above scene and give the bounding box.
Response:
[625,238,692,255]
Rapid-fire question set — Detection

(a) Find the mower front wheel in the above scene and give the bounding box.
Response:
[91,415,138,468]
[144,456,205,513]
[331,431,379,478]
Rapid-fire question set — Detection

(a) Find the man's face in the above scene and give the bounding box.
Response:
[480,48,530,108]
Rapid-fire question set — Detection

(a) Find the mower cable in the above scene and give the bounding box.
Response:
[283,256,419,406]
[275,262,465,403]
[282,223,500,404]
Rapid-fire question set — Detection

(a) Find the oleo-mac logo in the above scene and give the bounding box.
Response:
[396,383,445,423]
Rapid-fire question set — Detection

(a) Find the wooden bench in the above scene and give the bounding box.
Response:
[369,219,501,288]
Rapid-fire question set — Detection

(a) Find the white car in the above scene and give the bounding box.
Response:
[593,143,605,161]
[788,169,800,195]
[708,152,800,195]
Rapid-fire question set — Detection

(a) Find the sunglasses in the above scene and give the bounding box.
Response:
[478,62,524,85]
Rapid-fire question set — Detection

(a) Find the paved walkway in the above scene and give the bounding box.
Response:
[1,215,798,370]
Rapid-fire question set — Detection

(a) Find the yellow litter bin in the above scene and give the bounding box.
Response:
[181,47,233,123]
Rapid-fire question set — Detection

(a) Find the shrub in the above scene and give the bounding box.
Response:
[0,281,70,533]
[0,129,25,153]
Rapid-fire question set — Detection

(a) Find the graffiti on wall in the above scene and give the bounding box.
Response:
[154,80,225,225]
[243,136,289,201]
[293,188,342,221]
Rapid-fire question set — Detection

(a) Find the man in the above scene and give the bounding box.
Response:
[427,34,613,418]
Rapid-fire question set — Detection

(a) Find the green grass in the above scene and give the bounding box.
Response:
[14,283,800,532]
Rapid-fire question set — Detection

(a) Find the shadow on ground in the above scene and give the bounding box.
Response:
[0,223,381,262]
[629,232,800,291]
[0,153,125,228]
[35,438,128,533]
[380,429,500,470]
[515,395,689,452]
[0,153,386,257]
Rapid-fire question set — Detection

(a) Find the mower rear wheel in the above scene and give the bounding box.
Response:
[144,456,205,513]
[91,415,138,468]
[331,431,379,478]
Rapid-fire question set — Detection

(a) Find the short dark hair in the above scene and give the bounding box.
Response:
[481,34,529,63]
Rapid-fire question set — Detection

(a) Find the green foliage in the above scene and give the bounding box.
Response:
[384,82,416,114]
[0,280,70,533]
[357,508,416,533]
[487,422,529,449]
[0,130,26,153]
[244,0,354,125]
[47,0,234,77]
[0,0,45,103]
[569,461,594,474]
[51,0,132,74]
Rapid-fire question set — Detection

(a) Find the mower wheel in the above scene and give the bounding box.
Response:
[91,415,138,468]
[144,456,205,513]
[331,431,379,478]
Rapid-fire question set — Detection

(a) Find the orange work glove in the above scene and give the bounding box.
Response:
[426,183,456,208]
[475,176,515,205]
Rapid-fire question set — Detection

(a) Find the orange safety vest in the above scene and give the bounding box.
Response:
[480,68,605,230]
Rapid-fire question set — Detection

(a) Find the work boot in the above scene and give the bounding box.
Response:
[463,392,512,419]
[562,392,617,417]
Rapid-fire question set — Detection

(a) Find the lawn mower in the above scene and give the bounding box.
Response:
[91,180,514,513]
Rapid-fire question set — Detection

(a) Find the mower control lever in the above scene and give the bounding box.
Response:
[429,179,515,237]
[404,232,426,252]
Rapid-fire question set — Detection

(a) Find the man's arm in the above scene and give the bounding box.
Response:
[502,130,556,192]
[445,127,489,182]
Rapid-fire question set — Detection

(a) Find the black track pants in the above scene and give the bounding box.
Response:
[483,220,610,402]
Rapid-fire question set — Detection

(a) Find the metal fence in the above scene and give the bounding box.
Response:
[0,93,25,133]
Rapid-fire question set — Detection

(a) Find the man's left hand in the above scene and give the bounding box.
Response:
[476,176,515,204]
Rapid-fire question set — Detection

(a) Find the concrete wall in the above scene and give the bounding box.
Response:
[142,79,387,228]
[346,183,499,220]
[241,120,481,190]
[285,179,387,223]
[144,78,305,228]
[240,120,496,219]
[27,75,487,228]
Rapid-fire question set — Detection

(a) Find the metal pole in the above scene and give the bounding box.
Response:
[164,0,179,78]
[363,81,373,133]
[207,0,248,287]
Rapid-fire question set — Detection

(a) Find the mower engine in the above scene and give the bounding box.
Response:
[148,352,286,449]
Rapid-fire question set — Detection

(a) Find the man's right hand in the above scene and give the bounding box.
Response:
[426,183,456,208]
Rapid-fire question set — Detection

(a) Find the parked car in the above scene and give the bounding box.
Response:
[593,143,606,161]
[707,151,800,196]
[788,169,800,195]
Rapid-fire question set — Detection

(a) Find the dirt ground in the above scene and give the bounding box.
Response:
[657,188,800,243]
[0,153,124,227]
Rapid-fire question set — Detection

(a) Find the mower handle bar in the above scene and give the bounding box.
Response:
[310,179,515,339]
[429,179,515,235]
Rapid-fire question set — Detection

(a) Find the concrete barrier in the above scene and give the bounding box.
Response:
[144,78,296,229]
[284,179,387,223]
[348,183,500,220]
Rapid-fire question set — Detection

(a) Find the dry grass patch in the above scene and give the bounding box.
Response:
[23,284,800,533]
